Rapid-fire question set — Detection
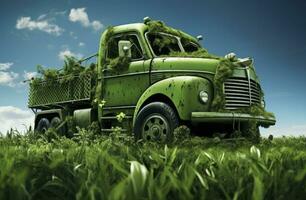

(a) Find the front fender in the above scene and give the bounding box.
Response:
[133,76,213,124]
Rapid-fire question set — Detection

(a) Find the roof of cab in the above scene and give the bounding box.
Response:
[111,22,198,44]
[112,23,147,33]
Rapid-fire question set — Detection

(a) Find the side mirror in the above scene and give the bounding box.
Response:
[118,40,132,58]
[196,35,203,41]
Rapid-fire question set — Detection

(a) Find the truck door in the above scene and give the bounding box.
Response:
[102,33,150,111]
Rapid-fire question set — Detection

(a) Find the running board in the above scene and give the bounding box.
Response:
[100,116,132,120]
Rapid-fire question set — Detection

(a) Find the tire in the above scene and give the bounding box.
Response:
[50,117,65,135]
[241,122,261,143]
[35,118,50,134]
[134,102,179,142]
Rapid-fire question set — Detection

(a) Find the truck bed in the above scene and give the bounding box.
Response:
[28,74,93,109]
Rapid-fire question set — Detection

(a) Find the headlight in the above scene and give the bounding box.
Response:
[261,99,265,108]
[199,91,209,103]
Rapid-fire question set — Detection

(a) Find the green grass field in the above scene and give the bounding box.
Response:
[0,129,305,200]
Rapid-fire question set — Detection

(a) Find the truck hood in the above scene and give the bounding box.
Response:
[151,57,219,74]
[151,57,259,82]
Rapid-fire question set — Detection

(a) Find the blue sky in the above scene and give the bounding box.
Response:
[0,0,305,136]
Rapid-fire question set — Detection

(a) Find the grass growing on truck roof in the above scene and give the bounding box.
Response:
[0,130,305,200]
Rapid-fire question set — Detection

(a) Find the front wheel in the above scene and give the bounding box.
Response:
[134,102,179,143]
[241,122,261,143]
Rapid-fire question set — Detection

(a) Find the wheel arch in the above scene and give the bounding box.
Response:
[140,93,179,119]
[133,76,213,125]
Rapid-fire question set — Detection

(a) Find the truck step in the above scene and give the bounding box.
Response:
[100,116,132,120]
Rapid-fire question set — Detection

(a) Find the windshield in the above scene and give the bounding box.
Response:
[180,37,200,53]
[147,32,200,56]
[147,33,181,56]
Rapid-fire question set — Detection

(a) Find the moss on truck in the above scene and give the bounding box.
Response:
[28,18,275,141]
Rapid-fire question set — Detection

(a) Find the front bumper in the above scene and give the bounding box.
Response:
[191,112,276,127]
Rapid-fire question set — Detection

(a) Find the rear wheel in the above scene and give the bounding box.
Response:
[134,102,179,143]
[35,118,50,134]
[50,117,65,135]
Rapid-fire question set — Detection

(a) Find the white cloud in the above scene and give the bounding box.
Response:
[0,71,19,87]
[69,8,103,31]
[79,42,85,47]
[54,10,67,16]
[16,16,64,36]
[58,49,83,60]
[37,10,66,21]
[23,71,37,80]
[0,62,13,71]
[69,8,90,26]
[91,20,103,31]
[0,106,34,135]
[261,124,306,137]
[69,31,78,39]
[37,14,47,21]
[0,63,31,87]
[0,62,19,87]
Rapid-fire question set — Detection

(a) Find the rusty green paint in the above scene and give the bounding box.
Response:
[151,57,219,74]
[133,76,213,124]
[28,18,276,132]
[102,60,150,107]
[73,108,97,128]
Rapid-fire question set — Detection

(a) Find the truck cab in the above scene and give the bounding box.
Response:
[29,18,275,141]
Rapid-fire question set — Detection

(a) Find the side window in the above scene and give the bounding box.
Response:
[127,35,142,59]
[107,37,120,59]
[107,34,143,60]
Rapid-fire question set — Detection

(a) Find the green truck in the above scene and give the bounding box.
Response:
[28,18,275,141]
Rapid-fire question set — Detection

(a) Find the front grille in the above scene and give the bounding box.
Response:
[224,77,261,109]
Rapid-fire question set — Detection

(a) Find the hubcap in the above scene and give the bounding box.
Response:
[42,127,47,134]
[142,114,169,142]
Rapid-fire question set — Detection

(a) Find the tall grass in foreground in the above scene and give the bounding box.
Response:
[0,129,305,200]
